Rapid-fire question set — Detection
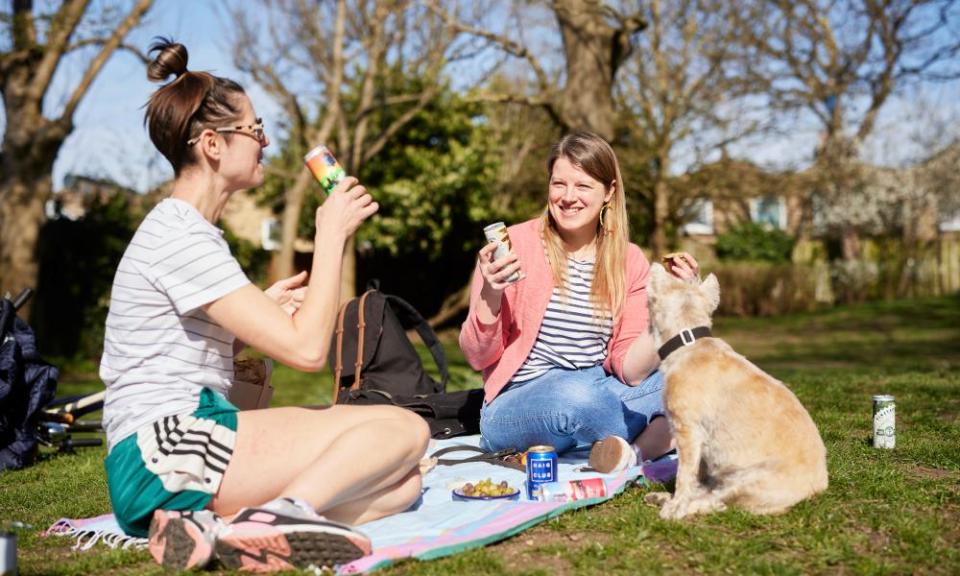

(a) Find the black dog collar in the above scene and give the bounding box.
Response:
[657,326,712,360]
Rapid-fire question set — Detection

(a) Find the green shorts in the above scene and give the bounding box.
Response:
[105,388,239,537]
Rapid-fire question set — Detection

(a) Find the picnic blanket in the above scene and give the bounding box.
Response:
[46,434,677,574]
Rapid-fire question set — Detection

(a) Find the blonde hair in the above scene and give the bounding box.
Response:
[542,131,629,320]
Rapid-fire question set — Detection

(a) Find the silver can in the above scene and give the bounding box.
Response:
[872,394,895,449]
[0,532,16,576]
[483,222,521,284]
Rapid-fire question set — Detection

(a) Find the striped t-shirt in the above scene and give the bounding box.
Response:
[100,198,250,451]
[511,257,613,383]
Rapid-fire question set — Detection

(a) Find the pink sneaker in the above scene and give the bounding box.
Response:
[148,509,222,570]
[215,498,372,572]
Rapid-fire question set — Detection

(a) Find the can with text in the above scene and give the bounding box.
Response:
[483,222,521,284]
[303,144,346,195]
[526,445,558,500]
[873,394,895,449]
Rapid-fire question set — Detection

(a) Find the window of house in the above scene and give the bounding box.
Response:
[941,208,960,232]
[749,195,787,230]
[681,199,714,235]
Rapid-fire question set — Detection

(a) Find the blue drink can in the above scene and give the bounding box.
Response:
[526,445,558,500]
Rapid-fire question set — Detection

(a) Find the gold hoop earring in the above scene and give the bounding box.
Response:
[599,203,610,229]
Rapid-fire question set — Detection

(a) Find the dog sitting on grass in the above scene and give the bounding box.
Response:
[643,264,828,520]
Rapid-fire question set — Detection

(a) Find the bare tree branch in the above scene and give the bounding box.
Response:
[60,0,155,123]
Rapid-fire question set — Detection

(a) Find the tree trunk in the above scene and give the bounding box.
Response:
[0,59,67,311]
[269,168,315,281]
[652,175,670,258]
[554,0,642,139]
[0,176,50,309]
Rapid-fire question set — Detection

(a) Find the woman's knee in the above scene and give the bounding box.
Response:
[379,406,431,461]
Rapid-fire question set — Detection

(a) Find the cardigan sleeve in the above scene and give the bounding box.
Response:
[458,259,506,371]
[606,244,652,382]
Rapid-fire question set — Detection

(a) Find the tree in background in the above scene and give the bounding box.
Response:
[428,0,646,141]
[229,0,459,299]
[0,0,154,310]
[619,0,761,257]
[729,0,960,259]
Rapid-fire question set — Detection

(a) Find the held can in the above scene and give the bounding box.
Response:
[303,144,346,195]
[873,394,896,449]
[532,478,608,503]
[483,222,522,284]
[0,532,15,576]
[526,445,558,500]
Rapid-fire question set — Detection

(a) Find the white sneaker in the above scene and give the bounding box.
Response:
[589,436,637,473]
[215,497,372,572]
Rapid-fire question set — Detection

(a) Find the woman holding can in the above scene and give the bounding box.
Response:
[459,131,699,473]
[100,39,429,572]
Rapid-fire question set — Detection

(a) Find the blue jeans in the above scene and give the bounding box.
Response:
[479,365,665,454]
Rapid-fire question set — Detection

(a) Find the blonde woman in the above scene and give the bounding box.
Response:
[460,131,698,472]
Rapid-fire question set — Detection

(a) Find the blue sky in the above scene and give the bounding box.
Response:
[6,1,958,194]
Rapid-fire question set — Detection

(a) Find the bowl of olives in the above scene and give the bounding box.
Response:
[452,478,520,501]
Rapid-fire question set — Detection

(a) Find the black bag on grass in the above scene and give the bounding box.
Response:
[0,295,59,471]
[329,285,482,439]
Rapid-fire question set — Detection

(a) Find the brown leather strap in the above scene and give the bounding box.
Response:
[333,300,349,403]
[351,290,374,392]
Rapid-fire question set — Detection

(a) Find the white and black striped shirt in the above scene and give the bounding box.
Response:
[511,257,613,383]
[101,198,250,451]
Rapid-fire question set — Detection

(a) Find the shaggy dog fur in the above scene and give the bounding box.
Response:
[644,264,828,519]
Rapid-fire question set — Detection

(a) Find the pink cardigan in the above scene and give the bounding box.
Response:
[459,217,653,403]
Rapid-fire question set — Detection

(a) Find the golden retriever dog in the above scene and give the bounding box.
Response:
[644,264,828,519]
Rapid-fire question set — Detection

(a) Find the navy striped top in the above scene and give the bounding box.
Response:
[511,257,613,383]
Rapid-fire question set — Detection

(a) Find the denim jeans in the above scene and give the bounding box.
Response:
[479,365,665,454]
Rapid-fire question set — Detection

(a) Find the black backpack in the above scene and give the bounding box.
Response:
[329,286,483,439]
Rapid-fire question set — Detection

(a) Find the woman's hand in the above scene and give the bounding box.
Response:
[315,177,379,241]
[477,242,523,297]
[265,270,308,316]
[665,252,700,282]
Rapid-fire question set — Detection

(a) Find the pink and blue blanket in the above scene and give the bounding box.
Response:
[47,435,676,574]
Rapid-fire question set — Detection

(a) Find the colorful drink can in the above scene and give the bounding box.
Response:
[526,445,558,499]
[483,222,521,283]
[303,144,346,195]
[0,532,15,576]
[531,478,607,502]
[873,394,895,449]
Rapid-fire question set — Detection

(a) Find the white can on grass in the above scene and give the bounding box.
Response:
[872,394,895,449]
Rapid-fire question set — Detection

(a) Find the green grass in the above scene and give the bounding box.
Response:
[2,295,958,574]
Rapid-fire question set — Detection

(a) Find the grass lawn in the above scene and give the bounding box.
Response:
[2,295,958,575]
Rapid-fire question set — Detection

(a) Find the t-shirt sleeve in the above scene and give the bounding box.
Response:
[149,231,251,315]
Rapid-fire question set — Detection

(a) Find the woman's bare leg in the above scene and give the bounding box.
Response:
[323,467,422,525]
[211,404,430,522]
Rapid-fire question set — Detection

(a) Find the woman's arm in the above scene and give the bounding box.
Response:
[459,242,522,370]
[207,178,377,371]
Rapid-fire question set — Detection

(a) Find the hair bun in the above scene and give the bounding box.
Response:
[147,37,189,83]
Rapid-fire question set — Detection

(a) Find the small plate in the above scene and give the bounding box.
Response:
[452,487,521,502]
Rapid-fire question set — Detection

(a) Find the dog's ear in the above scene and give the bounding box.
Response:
[648,263,669,297]
[700,273,720,313]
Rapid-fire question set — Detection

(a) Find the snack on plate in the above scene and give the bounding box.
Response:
[461,478,514,497]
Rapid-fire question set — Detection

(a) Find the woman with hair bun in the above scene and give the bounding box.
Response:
[100,38,429,572]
